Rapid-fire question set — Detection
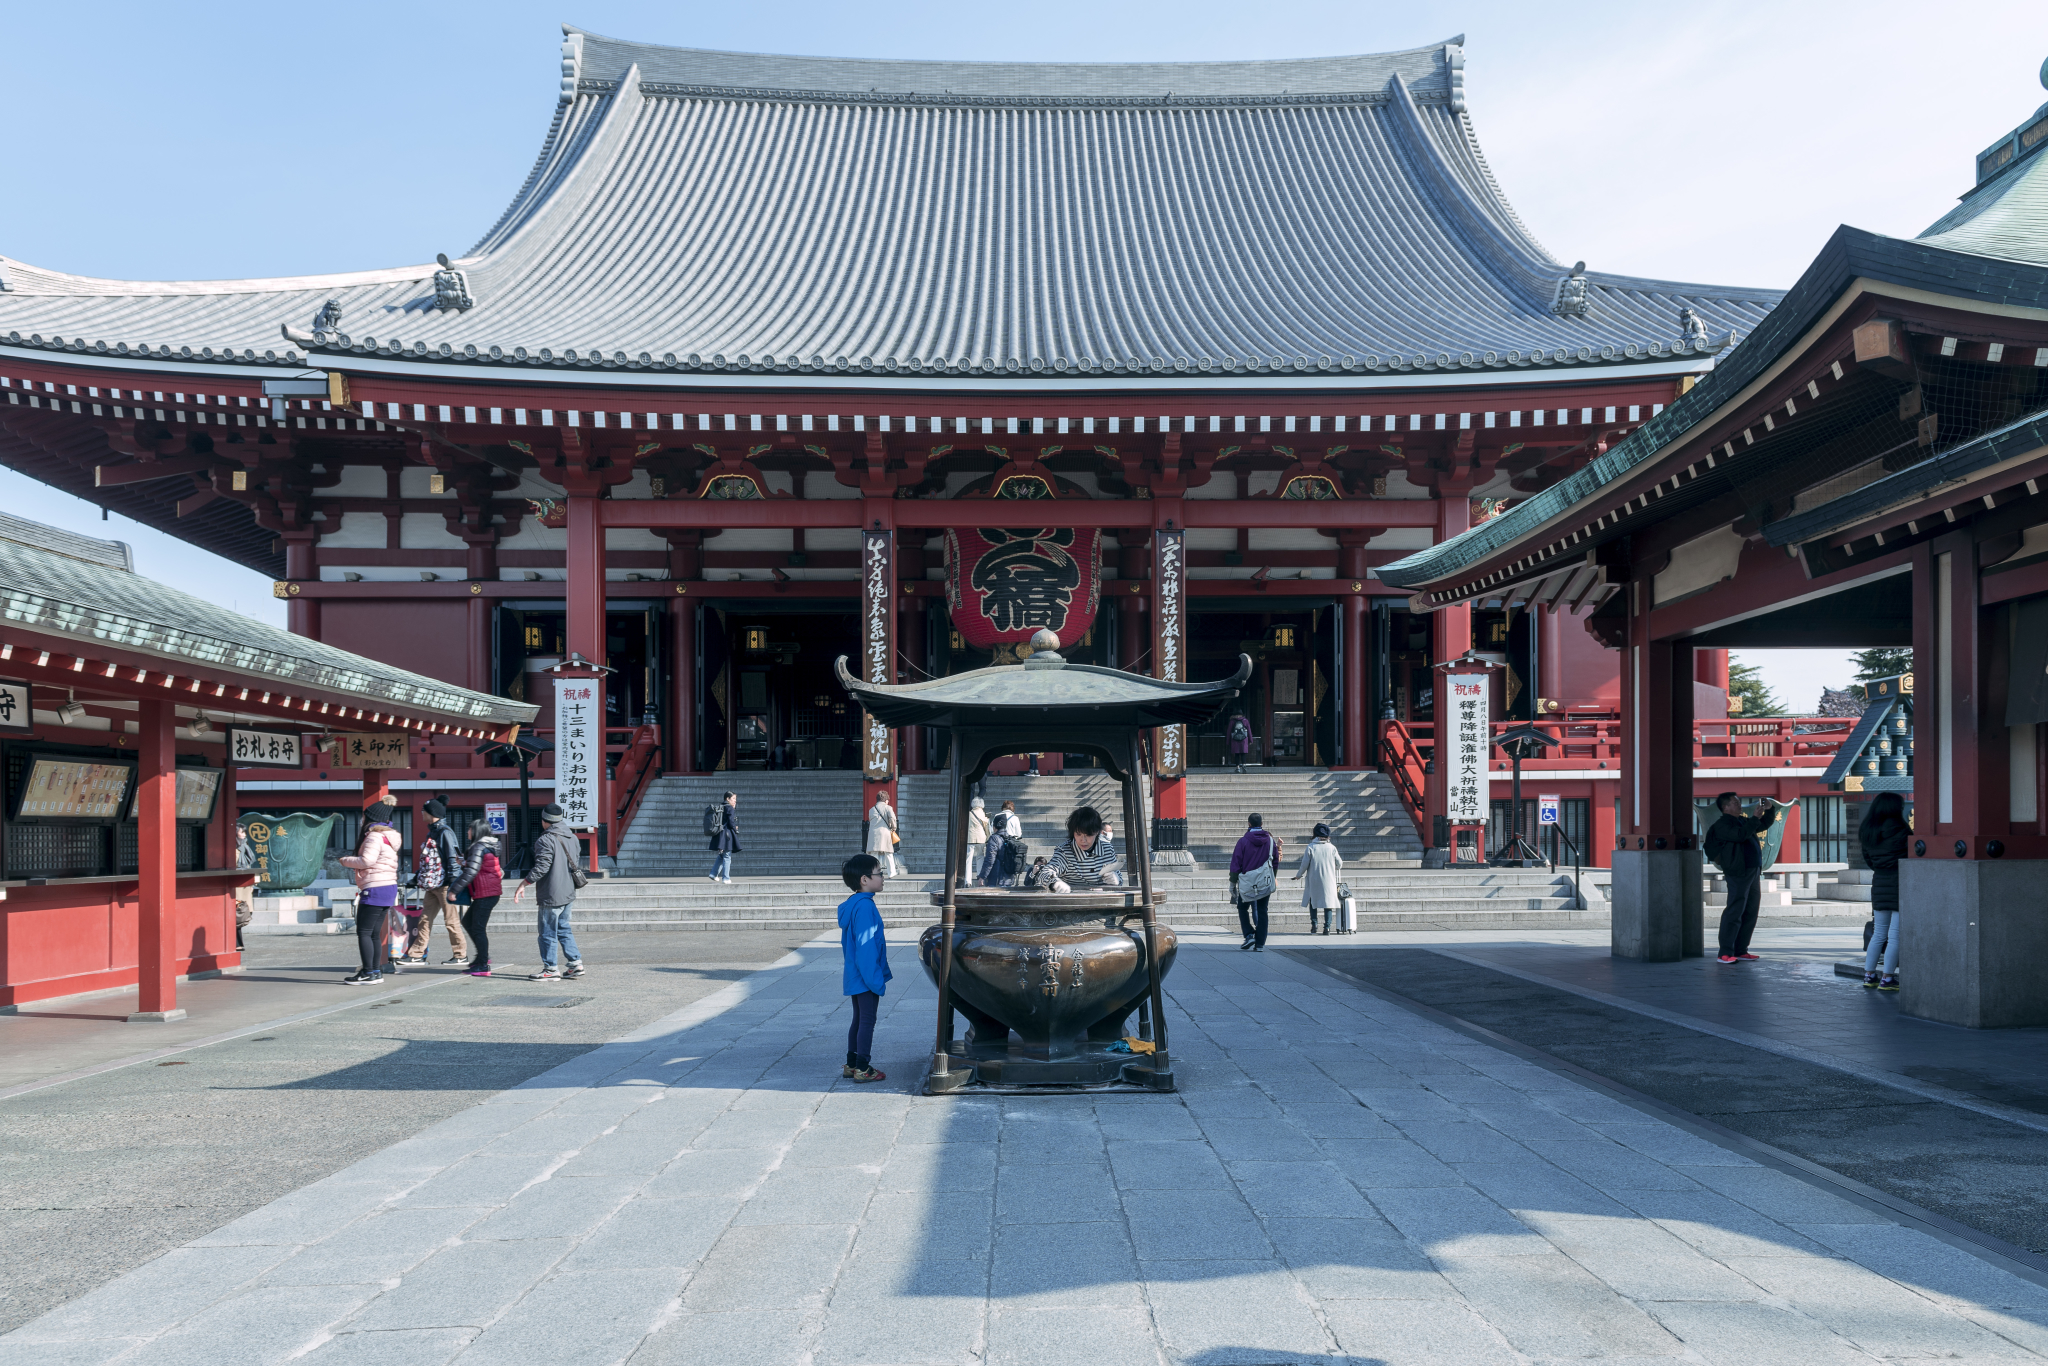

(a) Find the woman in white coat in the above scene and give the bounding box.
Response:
[868,793,901,877]
[1294,823,1345,935]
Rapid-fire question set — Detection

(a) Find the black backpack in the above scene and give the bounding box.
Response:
[703,804,722,837]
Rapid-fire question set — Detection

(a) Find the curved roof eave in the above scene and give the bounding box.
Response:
[1377,224,2048,593]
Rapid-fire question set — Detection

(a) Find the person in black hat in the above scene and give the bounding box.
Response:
[339,802,403,984]
[411,799,469,965]
[513,803,585,980]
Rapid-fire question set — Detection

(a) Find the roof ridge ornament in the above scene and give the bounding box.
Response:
[1553,261,1589,316]
[560,29,585,105]
[1679,307,1707,344]
[432,254,475,312]
[1443,42,1466,114]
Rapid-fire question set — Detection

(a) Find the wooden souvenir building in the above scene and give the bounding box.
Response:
[1381,73,2048,1025]
[0,513,529,1013]
[0,27,1802,859]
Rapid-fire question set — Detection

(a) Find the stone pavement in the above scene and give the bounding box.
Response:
[7,937,2048,1365]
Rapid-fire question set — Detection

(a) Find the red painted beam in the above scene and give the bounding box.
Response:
[598,497,1435,530]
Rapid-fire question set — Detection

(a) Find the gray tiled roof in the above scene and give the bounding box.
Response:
[0,520,534,728]
[0,29,1779,383]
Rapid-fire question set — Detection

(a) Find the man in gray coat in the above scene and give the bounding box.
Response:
[513,804,585,981]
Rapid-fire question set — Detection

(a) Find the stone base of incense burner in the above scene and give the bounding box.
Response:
[919,887,1175,1089]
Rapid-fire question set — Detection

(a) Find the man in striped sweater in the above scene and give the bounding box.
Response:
[1046,806,1124,889]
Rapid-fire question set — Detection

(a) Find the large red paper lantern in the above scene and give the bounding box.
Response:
[944,527,1102,649]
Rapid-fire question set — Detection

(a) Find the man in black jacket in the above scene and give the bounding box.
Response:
[415,799,470,965]
[1702,791,1780,964]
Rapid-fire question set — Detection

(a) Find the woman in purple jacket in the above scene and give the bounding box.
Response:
[1229,814,1282,952]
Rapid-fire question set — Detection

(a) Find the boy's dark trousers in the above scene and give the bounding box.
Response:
[1718,867,1763,958]
[846,991,879,1066]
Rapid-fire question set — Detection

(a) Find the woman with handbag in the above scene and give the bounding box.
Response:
[868,793,901,877]
[337,803,403,985]
[1229,813,1282,952]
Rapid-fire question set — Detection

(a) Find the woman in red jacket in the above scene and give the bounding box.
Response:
[454,820,505,977]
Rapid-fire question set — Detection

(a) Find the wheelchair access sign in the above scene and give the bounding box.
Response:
[1538,794,1560,826]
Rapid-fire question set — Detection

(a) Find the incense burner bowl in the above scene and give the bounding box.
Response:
[918,887,1174,1086]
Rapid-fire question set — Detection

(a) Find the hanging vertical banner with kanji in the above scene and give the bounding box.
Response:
[942,527,1102,649]
[861,529,895,780]
[554,678,599,827]
[1445,671,1491,823]
[1154,528,1186,776]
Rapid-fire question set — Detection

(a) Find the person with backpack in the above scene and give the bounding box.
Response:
[1857,792,1909,991]
[513,804,586,981]
[1227,712,1253,773]
[1229,813,1282,951]
[338,803,403,985]
[989,799,1024,886]
[408,799,469,965]
[706,791,740,884]
[453,819,505,978]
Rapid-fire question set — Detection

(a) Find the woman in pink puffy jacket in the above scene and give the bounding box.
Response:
[338,802,403,985]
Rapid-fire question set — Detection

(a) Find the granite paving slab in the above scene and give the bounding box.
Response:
[3,939,2045,1364]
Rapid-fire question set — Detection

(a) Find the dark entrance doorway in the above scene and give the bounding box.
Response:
[695,602,860,772]
[493,600,664,729]
[1187,605,1338,767]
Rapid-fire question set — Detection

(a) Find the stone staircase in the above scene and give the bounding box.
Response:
[1185,769,1423,867]
[486,865,1585,935]
[613,771,866,878]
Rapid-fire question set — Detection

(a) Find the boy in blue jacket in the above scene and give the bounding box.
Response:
[838,853,892,1082]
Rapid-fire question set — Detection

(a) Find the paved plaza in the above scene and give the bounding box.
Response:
[6,928,2048,1365]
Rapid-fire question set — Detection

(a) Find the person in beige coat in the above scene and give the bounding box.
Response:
[1294,823,1345,935]
[867,795,901,877]
[966,797,992,886]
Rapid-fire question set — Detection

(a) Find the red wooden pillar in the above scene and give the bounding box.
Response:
[467,595,491,695]
[898,587,924,772]
[671,594,696,772]
[1426,493,1473,830]
[1612,583,1701,960]
[1337,535,1369,769]
[565,492,611,848]
[1693,648,1730,691]
[130,699,184,1022]
[1539,604,1565,708]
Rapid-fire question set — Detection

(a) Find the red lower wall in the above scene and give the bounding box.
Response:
[0,877,243,1009]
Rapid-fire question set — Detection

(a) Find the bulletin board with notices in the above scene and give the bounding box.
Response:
[11,754,136,824]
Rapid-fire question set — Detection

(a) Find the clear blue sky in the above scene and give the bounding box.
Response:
[4,0,2040,697]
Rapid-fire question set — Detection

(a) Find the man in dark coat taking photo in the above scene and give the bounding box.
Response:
[1702,791,1781,964]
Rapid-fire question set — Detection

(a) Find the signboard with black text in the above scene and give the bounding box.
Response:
[228,727,303,769]
[861,528,895,780]
[0,678,30,733]
[1444,672,1491,824]
[1153,528,1186,776]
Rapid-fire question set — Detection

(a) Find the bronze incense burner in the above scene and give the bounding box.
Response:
[837,629,1245,1093]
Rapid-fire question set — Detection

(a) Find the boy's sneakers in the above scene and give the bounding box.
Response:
[1862,971,1880,988]
[1737,952,1760,961]
[342,971,379,985]
[533,966,561,981]
[443,955,469,967]
[1878,975,1900,991]
[849,1064,887,1082]
[562,961,585,980]
[1717,955,1739,964]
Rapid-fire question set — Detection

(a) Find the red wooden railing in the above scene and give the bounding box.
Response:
[1377,714,1859,839]
[609,723,663,846]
